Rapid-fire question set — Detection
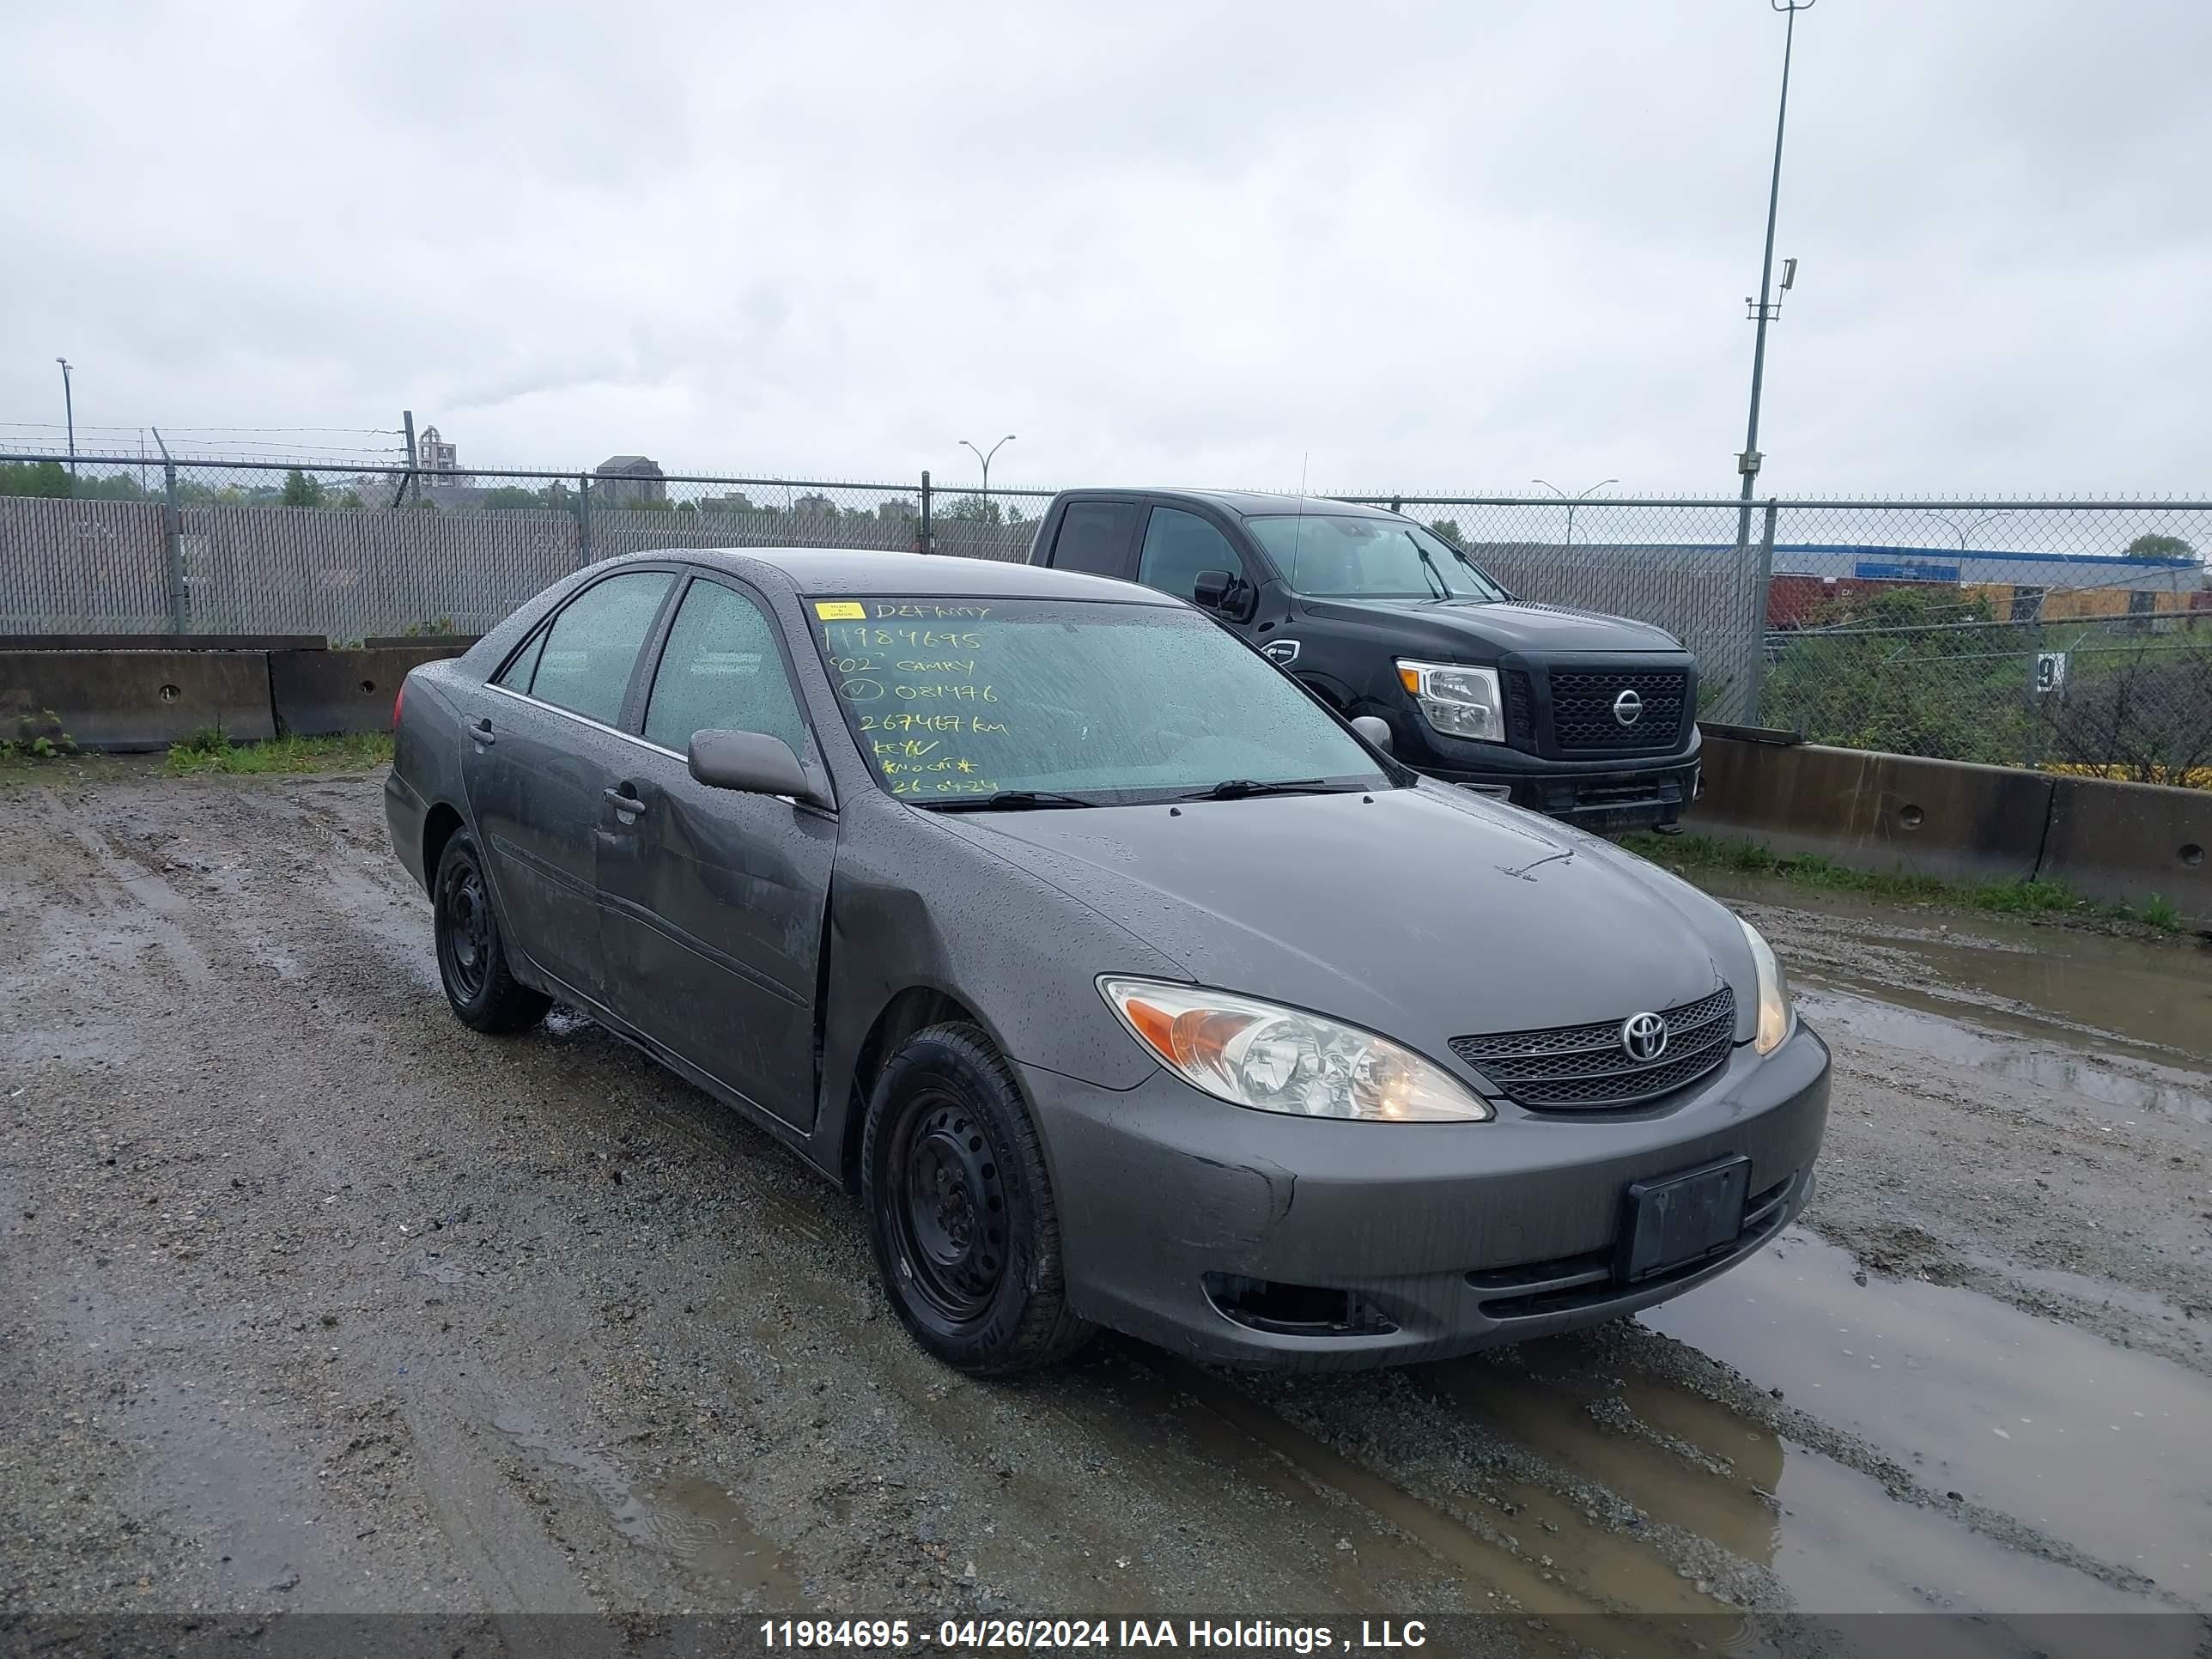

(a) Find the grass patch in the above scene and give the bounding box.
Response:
[1620,830,2185,933]
[165,728,395,776]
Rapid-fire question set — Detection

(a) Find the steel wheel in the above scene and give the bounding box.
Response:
[438,858,494,1004]
[889,1089,1008,1325]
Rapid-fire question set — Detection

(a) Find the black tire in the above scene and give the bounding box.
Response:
[433,831,550,1035]
[861,1022,1094,1376]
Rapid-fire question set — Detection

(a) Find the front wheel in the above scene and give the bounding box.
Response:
[861,1023,1093,1375]
[434,831,550,1035]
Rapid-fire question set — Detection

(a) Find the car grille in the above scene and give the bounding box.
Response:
[1504,666,1540,748]
[1547,666,1689,753]
[1450,986,1735,1111]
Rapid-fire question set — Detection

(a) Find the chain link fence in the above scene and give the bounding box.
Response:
[3,451,2207,782]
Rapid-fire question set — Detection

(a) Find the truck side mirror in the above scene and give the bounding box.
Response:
[1191,569,1235,611]
[1351,714,1394,755]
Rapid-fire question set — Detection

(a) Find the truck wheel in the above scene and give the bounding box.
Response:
[862,1023,1094,1375]
[434,832,550,1034]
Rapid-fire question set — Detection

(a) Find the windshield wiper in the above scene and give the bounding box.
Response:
[916,790,1100,811]
[1413,545,1451,599]
[1177,778,1365,801]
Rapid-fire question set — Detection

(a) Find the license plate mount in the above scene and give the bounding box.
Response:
[1616,1155,1752,1283]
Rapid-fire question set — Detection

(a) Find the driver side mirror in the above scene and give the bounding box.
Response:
[1192,568,1257,622]
[1351,714,1394,755]
[688,729,824,806]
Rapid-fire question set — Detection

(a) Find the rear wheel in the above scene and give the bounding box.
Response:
[861,1023,1093,1375]
[434,831,550,1034]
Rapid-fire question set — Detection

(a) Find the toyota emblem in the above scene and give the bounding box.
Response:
[1612,689,1644,726]
[1620,1012,1668,1062]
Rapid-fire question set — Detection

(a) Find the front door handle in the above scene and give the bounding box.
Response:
[604,787,646,817]
[469,716,495,745]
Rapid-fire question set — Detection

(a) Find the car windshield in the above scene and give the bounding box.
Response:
[1247,514,1507,602]
[808,596,1391,805]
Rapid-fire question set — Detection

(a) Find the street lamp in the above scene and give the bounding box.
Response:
[1531,477,1618,553]
[1923,509,2010,555]
[1735,0,1815,546]
[958,434,1017,505]
[56,357,76,491]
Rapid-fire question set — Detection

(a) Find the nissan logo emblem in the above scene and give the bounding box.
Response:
[1620,1012,1668,1063]
[1613,689,1644,726]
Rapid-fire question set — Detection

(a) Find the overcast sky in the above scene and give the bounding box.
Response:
[3,1,2207,497]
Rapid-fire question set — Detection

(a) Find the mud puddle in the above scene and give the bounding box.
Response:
[1638,1228,2211,1599]
[495,1410,801,1607]
[1693,874,2212,1061]
[1795,986,2212,1126]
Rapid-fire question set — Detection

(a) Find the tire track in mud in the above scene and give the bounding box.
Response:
[3,763,2208,1644]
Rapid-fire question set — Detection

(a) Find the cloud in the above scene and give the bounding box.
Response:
[3,0,2207,495]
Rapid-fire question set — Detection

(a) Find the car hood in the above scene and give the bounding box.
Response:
[934,783,1753,1068]
[1301,595,1685,655]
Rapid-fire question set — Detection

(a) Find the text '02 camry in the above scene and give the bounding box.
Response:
[386,550,1830,1374]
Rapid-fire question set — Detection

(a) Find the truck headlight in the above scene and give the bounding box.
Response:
[1098,977,1492,1121]
[1397,659,1505,743]
[1739,919,1792,1054]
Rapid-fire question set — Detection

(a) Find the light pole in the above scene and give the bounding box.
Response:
[1532,477,1618,552]
[958,434,1016,507]
[1735,0,1814,546]
[1923,509,2010,555]
[56,357,76,491]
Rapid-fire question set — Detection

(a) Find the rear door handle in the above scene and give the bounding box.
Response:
[469,716,495,745]
[604,787,646,817]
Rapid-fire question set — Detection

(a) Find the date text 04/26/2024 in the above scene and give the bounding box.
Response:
[757,1620,1431,1651]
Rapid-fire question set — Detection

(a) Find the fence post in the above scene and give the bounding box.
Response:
[1741,499,1778,725]
[151,426,187,631]
[1389,495,1402,514]
[919,470,933,555]
[576,473,592,567]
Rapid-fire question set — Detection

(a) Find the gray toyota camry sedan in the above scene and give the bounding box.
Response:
[386,548,1829,1375]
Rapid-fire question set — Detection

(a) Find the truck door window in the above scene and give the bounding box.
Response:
[1136,507,1246,604]
[1049,501,1138,578]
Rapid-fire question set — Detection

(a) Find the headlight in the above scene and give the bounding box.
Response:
[1396,659,1505,743]
[1098,977,1492,1121]
[1739,919,1792,1054]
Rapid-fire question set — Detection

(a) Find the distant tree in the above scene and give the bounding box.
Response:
[280,468,328,507]
[937,495,1003,523]
[480,486,543,509]
[0,459,73,498]
[1426,518,1466,545]
[2125,532,2198,563]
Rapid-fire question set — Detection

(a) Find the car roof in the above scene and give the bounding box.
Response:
[1055,488,1402,521]
[596,544,1177,602]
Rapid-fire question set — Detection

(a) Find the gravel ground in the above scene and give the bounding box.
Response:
[3,761,2208,1654]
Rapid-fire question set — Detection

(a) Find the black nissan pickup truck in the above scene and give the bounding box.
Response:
[1024,489,1700,832]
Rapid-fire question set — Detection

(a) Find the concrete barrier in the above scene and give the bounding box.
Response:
[1688,735,2054,886]
[362,634,482,652]
[2038,775,2212,924]
[270,644,472,737]
[0,650,276,751]
[0,633,327,653]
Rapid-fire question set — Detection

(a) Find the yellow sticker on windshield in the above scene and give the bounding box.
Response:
[814,600,866,620]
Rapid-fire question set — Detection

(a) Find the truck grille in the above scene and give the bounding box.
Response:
[1547,666,1689,753]
[1450,987,1735,1111]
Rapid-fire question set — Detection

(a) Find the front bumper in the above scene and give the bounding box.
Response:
[1418,744,1701,831]
[1026,1019,1829,1370]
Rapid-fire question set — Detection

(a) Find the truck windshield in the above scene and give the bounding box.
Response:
[808,596,1390,806]
[1247,515,1507,603]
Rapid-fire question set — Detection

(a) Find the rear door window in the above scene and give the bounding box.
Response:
[1048,501,1139,579]
[1136,507,1246,604]
[642,579,809,756]
[526,571,673,725]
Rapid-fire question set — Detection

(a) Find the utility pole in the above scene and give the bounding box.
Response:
[56,357,76,493]
[1531,477,1618,553]
[1736,0,1814,547]
[392,409,419,507]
